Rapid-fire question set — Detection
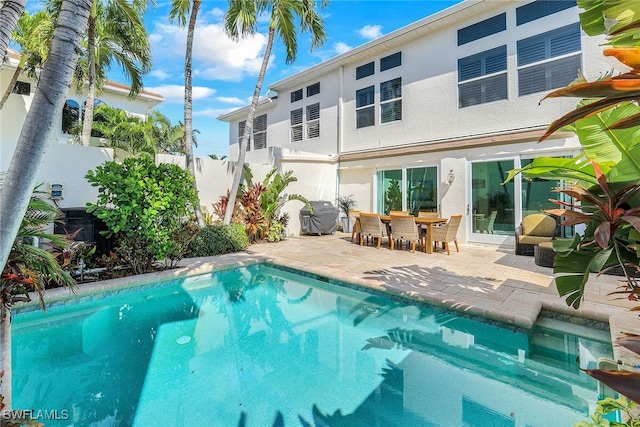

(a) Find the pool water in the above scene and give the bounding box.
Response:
[11,264,612,426]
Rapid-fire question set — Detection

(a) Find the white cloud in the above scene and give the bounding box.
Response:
[334,42,352,55]
[194,107,239,119]
[150,70,171,80]
[216,97,245,105]
[149,21,267,82]
[146,85,216,103]
[358,24,383,40]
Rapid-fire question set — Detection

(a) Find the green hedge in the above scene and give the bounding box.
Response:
[186,223,249,257]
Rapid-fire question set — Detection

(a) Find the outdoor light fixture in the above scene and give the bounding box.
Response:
[447,169,455,184]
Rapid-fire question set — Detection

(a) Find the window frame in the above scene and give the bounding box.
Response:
[380,52,401,72]
[306,103,320,139]
[306,82,320,97]
[380,77,402,124]
[291,88,303,103]
[457,45,508,108]
[290,108,304,142]
[516,23,582,97]
[355,85,375,129]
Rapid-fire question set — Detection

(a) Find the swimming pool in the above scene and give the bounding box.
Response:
[11,263,612,426]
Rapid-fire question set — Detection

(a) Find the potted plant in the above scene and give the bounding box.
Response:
[337,194,357,233]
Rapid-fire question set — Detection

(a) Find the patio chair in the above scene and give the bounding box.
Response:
[418,211,439,218]
[358,213,388,249]
[349,210,361,243]
[515,213,558,256]
[475,210,497,234]
[432,215,462,255]
[389,215,421,253]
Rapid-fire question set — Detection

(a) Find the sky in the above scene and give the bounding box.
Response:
[30,0,464,157]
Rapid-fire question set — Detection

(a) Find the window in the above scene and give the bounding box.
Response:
[517,23,581,96]
[306,82,320,97]
[62,100,80,134]
[356,86,375,128]
[12,81,30,95]
[517,0,576,26]
[291,108,303,142]
[356,62,374,80]
[458,46,507,108]
[238,114,268,150]
[458,13,506,46]
[291,88,303,103]
[306,103,320,139]
[253,114,267,150]
[238,120,246,146]
[380,78,402,123]
[380,52,401,72]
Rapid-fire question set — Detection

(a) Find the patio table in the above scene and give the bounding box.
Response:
[380,215,447,254]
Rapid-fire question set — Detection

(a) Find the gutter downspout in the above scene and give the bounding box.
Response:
[336,65,344,201]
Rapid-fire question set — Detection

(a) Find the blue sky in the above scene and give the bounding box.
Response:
[33,0,463,157]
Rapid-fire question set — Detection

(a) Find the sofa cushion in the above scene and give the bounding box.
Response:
[519,235,553,245]
[521,214,556,237]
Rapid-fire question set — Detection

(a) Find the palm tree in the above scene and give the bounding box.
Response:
[0,0,92,275]
[92,103,158,157]
[222,0,328,225]
[170,0,204,226]
[78,0,152,146]
[0,9,53,110]
[0,0,26,71]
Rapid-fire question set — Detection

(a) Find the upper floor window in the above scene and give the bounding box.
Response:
[238,114,268,150]
[380,78,402,123]
[356,62,374,80]
[253,114,267,150]
[62,99,80,134]
[458,45,507,108]
[12,81,30,95]
[517,23,581,96]
[291,88,303,103]
[291,108,303,142]
[356,86,375,129]
[517,0,576,26]
[380,52,401,72]
[457,13,506,46]
[307,82,320,97]
[306,103,320,138]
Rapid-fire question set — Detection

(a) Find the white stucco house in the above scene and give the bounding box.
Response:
[220,0,624,245]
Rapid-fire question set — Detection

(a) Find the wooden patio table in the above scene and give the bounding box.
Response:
[379,215,447,254]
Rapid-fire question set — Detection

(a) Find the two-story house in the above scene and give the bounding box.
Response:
[220,0,622,245]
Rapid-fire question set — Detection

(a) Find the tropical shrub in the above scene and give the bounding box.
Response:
[214,168,309,242]
[0,183,75,322]
[85,157,200,274]
[186,223,248,257]
[266,219,284,242]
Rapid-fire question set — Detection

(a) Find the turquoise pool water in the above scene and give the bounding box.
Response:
[11,263,612,426]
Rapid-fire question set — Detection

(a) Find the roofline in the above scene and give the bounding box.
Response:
[4,48,164,106]
[267,0,490,92]
[217,96,277,121]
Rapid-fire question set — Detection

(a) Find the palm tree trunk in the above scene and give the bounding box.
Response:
[0,0,92,272]
[223,26,275,225]
[81,7,97,147]
[0,57,24,110]
[0,0,25,71]
[184,0,203,227]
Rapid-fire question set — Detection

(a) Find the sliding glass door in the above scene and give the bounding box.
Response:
[376,166,438,214]
[470,160,515,237]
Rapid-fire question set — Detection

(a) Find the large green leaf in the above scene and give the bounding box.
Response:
[579,0,640,46]
[504,156,599,187]
[576,102,640,182]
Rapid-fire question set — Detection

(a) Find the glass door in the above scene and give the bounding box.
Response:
[376,169,403,214]
[406,167,438,215]
[470,159,516,242]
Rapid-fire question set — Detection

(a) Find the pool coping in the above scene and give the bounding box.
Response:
[2,248,639,412]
